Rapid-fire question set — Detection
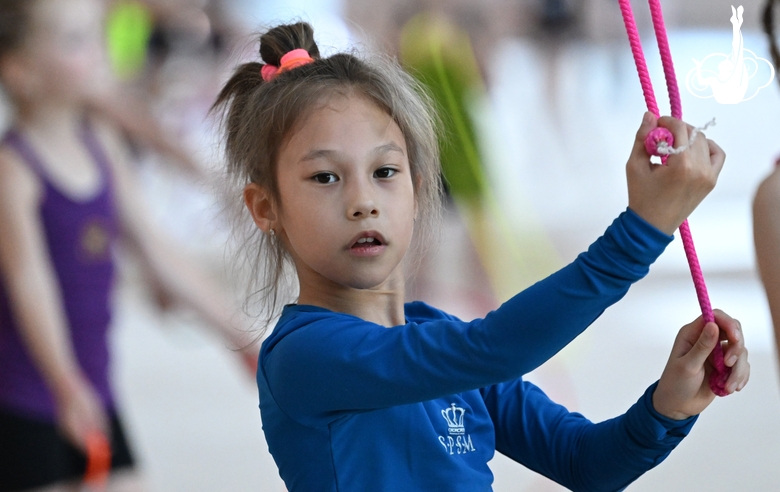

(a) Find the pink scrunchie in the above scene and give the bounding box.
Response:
[260,49,315,81]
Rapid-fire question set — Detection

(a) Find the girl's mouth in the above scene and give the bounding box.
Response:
[352,237,383,247]
[349,234,386,256]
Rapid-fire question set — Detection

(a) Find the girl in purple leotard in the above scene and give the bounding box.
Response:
[0,1,253,490]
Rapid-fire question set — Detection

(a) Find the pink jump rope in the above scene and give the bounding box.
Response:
[617,0,730,396]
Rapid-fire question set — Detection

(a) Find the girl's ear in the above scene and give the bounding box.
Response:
[244,183,278,234]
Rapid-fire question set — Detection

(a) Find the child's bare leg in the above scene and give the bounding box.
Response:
[107,469,146,492]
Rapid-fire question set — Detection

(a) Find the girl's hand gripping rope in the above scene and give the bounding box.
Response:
[652,310,750,420]
[626,112,725,236]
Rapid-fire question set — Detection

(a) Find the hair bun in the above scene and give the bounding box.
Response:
[259,22,320,66]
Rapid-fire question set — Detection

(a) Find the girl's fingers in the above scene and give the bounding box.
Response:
[725,349,750,393]
[657,116,691,147]
[706,138,726,176]
[713,309,744,366]
[723,329,744,367]
[708,310,750,393]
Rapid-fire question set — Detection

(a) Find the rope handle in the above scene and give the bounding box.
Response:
[645,118,715,156]
[618,0,731,396]
[83,430,112,491]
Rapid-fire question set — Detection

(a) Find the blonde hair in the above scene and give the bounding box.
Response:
[211,22,443,330]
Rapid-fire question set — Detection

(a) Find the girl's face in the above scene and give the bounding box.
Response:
[272,95,417,297]
[13,0,106,103]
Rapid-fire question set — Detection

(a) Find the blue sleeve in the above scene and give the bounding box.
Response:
[264,209,673,425]
[481,380,697,492]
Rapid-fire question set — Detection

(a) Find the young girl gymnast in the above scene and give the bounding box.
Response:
[0,0,254,490]
[213,22,750,491]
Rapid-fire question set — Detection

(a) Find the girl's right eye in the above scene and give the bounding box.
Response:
[312,172,338,184]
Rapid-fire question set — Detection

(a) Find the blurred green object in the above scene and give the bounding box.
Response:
[106,0,154,80]
[400,13,488,204]
[400,13,561,299]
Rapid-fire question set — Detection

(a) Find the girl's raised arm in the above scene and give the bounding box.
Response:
[0,148,108,450]
[263,208,673,425]
[87,91,203,178]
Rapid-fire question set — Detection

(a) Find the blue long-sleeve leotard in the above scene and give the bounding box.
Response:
[257,208,696,491]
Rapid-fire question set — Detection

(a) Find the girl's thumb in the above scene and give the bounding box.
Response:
[632,112,657,156]
[641,111,655,128]
[690,322,719,365]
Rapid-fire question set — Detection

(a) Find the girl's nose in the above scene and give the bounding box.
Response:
[346,181,379,219]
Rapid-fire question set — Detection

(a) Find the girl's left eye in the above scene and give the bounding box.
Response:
[312,173,338,184]
[374,167,398,179]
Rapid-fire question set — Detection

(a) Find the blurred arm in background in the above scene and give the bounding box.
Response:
[753,161,780,375]
[95,116,259,369]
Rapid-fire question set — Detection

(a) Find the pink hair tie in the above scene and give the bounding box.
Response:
[260,48,315,81]
[261,64,278,81]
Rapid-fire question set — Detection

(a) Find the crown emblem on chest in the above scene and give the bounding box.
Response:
[441,403,466,435]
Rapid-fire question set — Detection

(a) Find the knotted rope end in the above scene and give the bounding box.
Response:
[644,126,675,157]
[644,117,716,157]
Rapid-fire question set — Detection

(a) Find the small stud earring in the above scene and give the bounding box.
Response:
[268,229,275,237]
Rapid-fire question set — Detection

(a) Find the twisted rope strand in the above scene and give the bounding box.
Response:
[648,0,683,119]
[618,0,660,116]
[617,0,730,396]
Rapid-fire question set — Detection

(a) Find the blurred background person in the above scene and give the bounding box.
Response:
[0,0,255,490]
[753,0,780,375]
